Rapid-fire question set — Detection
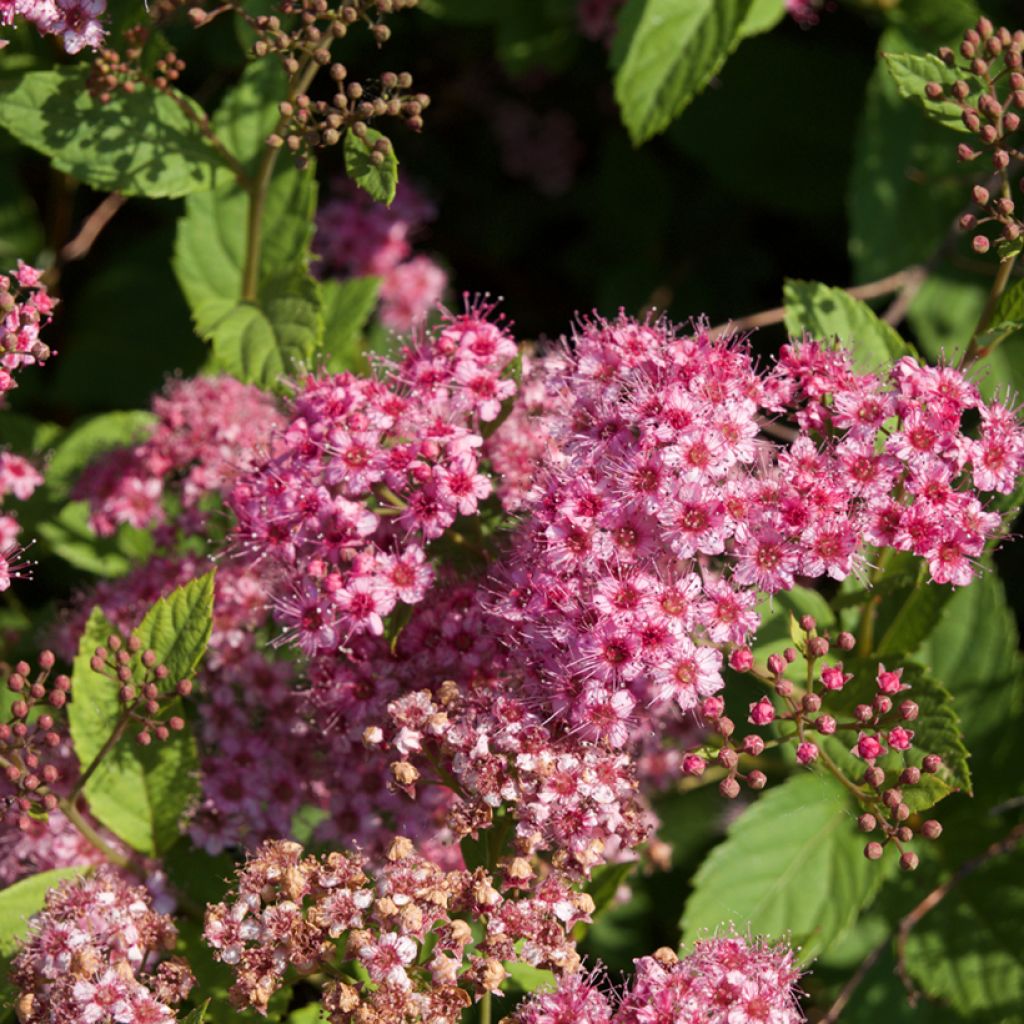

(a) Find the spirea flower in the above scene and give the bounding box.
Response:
[11,868,190,1024]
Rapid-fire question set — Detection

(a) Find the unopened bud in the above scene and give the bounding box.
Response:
[899,851,919,871]
[747,770,767,790]
[858,813,877,833]
[865,841,884,860]
[921,819,943,840]
[719,777,741,799]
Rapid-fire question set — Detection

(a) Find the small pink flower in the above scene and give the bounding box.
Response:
[748,697,775,726]
[820,664,852,691]
[876,664,906,694]
[796,741,819,764]
[887,726,914,751]
[855,733,886,761]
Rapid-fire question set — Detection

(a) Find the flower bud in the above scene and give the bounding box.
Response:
[807,636,829,658]
[836,631,855,651]
[973,234,992,254]
[899,851,919,871]
[719,777,741,799]
[899,699,918,721]
[767,653,785,676]
[922,754,943,773]
[796,742,818,765]
[747,770,767,791]
[783,646,798,664]
[717,747,739,771]
[682,753,706,777]
[899,766,921,786]
[865,841,884,860]
[742,734,765,756]
[924,82,944,100]
[858,813,877,833]
[802,693,821,713]
[729,647,753,673]
[921,819,943,840]
[775,679,793,697]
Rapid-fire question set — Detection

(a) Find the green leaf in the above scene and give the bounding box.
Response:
[680,773,890,961]
[872,556,956,659]
[0,411,61,457]
[613,0,754,145]
[209,271,323,388]
[68,574,213,855]
[344,128,399,205]
[916,569,1023,792]
[0,67,224,198]
[903,851,1024,1018]
[882,52,979,134]
[738,0,784,38]
[37,501,154,577]
[135,570,215,681]
[174,161,318,341]
[44,411,156,502]
[585,861,635,918]
[783,279,913,373]
[181,1002,211,1024]
[503,961,556,995]
[321,276,382,373]
[849,36,966,281]
[212,60,286,174]
[0,867,87,956]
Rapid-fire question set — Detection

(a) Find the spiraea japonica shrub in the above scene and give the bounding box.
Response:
[1,2,1024,1023]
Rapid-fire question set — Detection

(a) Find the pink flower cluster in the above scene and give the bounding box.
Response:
[484,316,1023,757]
[1,262,55,396]
[204,837,589,1021]
[11,868,192,1024]
[511,938,803,1024]
[73,376,282,541]
[227,302,516,655]
[378,681,651,875]
[0,449,44,591]
[314,179,448,332]
[0,0,103,54]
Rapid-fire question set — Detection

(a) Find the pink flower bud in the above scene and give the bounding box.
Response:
[876,664,905,694]
[701,696,725,720]
[899,699,919,721]
[796,742,818,765]
[855,733,885,761]
[729,647,754,672]
[747,770,767,790]
[748,697,775,726]
[864,841,884,860]
[815,714,837,735]
[767,653,785,677]
[922,754,943,773]
[921,819,943,840]
[742,734,765,756]
[719,777,741,799]
[682,754,706,777]
[820,664,849,691]
[887,726,913,751]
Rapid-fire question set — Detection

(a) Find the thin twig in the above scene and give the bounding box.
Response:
[709,267,925,339]
[59,193,127,263]
[821,821,1024,1022]
[894,821,1024,1004]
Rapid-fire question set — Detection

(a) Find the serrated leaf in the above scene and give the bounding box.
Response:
[680,773,890,961]
[903,852,1024,1018]
[135,570,215,682]
[783,279,913,373]
[68,575,213,855]
[321,276,382,373]
[613,0,754,145]
[0,67,224,198]
[0,868,87,957]
[344,128,398,205]
[44,411,156,502]
[882,52,981,134]
[209,271,323,389]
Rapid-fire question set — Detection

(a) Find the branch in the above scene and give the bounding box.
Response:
[59,193,126,263]
[821,821,1024,1022]
[708,267,925,340]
